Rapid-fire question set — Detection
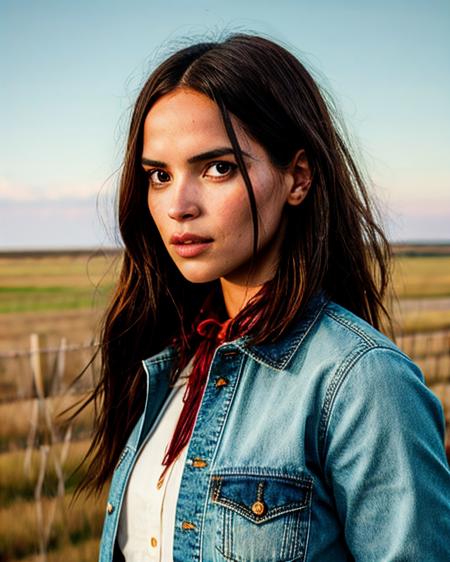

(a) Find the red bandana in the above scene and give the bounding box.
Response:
[158,316,232,486]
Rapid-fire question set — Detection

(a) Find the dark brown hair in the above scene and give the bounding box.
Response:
[80,33,391,494]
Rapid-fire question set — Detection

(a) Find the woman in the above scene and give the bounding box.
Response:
[86,34,450,561]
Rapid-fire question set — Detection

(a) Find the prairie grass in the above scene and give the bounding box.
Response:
[0,308,102,352]
[396,330,450,358]
[0,285,112,314]
[393,256,450,298]
[430,383,450,425]
[399,310,450,334]
[0,253,119,289]
[0,439,90,504]
[20,538,100,562]
[0,253,118,314]
[0,393,94,451]
[0,489,107,560]
[415,354,450,386]
[0,339,100,403]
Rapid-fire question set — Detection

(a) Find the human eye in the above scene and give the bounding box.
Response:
[145,169,171,188]
[204,161,238,180]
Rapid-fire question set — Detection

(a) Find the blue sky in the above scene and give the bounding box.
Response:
[1,0,449,248]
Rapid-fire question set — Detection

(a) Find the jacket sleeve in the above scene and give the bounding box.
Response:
[322,346,450,561]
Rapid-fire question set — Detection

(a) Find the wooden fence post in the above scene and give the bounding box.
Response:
[24,334,73,561]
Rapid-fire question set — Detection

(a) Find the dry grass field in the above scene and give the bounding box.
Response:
[393,254,450,298]
[0,247,449,561]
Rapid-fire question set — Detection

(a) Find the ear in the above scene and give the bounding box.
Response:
[286,149,312,207]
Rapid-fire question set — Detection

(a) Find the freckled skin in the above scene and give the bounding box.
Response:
[142,88,299,314]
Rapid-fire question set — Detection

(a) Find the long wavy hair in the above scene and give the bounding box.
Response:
[79,33,391,494]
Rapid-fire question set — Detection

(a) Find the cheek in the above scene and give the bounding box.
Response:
[147,192,153,217]
[253,173,287,225]
[147,196,165,232]
[253,167,283,204]
[217,195,253,241]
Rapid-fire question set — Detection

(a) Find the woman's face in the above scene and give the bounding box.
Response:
[142,88,299,286]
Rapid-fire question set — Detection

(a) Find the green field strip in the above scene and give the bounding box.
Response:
[0,286,91,296]
[0,286,113,313]
[0,285,113,295]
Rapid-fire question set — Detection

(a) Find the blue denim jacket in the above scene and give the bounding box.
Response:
[99,293,450,561]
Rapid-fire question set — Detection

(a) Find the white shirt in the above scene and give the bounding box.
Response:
[117,360,193,561]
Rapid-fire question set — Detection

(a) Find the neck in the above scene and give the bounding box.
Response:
[220,277,263,318]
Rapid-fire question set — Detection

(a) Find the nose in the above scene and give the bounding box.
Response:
[168,181,201,222]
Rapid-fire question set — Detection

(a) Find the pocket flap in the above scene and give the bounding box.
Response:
[211,472,312,524]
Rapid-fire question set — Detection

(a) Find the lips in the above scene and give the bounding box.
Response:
[170,232,214,258]
[170,233,213,245]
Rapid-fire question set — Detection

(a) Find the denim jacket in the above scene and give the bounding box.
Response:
[99,293,450,561]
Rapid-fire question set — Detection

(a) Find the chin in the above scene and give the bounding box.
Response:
[177,265,220,285]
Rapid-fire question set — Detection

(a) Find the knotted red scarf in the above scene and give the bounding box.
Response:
[158,316,232,486]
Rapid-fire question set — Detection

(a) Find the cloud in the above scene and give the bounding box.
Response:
[384,194,450,219]
[0,176,120,248]
[0,177,115,202]
[0,178,38,201]
[381,196,450,241]
[0,198,118,249]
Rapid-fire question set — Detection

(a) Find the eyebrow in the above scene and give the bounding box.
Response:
[141,147,253,168]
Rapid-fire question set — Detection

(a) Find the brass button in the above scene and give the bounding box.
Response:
[251,500,266,516]
[150,536,158,548]
[192,458,208,468]
[215,377,229,387]
[106,502,114,514]
[181,520,196,530]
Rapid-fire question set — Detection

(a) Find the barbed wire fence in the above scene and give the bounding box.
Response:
[0,335,99,562]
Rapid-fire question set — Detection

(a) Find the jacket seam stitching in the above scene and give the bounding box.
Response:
[324,309,377,346]
[318,345,409,466]
[210,468,313,484]
[142,355,175,367]
[236,298,328,370]
[319,344,376,457]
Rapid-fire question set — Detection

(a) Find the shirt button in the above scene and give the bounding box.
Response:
[150,536,158,548]
[215,377,229,387]
[106,502,114,514]
[251,500,266,516]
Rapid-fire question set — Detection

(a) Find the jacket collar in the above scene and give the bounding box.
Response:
[143,291,329,372]
[233,291,329,371]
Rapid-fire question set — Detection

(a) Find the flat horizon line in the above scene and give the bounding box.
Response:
[1,240,450,258]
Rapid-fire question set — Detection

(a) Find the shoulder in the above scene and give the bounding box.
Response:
[311,301,445,452]
[319,300,403,355]
[311,298,426,392]
[305,299,423,386]
[283,299,445,438]
[290,298,418,384]
[252,295,422,387]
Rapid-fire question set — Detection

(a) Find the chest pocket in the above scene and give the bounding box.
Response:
[210,471,312,562]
